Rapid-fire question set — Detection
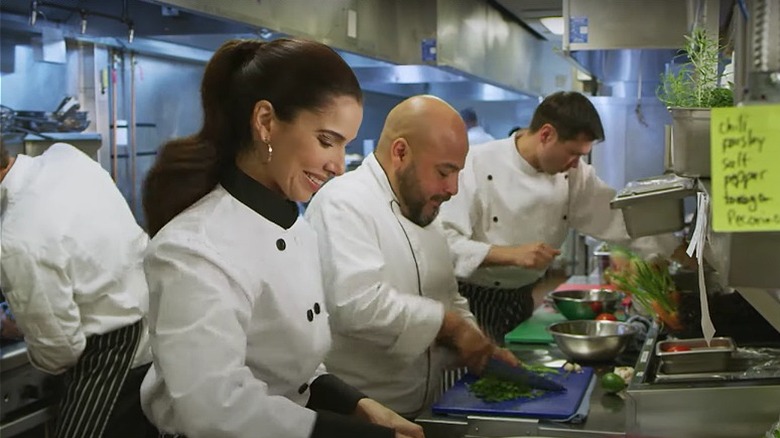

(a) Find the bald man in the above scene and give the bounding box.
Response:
[305,95,515,417]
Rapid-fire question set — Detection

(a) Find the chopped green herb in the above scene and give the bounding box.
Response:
[467,376,541,403]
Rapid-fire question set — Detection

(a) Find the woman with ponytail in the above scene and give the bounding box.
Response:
[141,38,423,438]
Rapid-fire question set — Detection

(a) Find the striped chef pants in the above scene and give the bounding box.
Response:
[457,281,536,345]
[55,320,155,438]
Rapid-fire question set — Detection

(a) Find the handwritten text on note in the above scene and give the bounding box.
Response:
[711,105,780,232]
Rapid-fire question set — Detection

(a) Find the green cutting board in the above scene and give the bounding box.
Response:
[504,310,567,344]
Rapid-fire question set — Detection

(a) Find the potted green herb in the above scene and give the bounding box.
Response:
[657,27,733,177]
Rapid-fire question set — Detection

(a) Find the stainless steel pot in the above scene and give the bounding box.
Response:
[670,107,711,177]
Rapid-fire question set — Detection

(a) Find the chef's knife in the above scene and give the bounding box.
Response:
[483,358,567,392]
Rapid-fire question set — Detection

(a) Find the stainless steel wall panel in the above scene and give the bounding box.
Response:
[436,0,575,96]
[563,0,720,51]
[153,0,438,65]
[589,97,669,190]
[0,41,77,111]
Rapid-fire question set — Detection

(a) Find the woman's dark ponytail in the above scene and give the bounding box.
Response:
[143,40,262,236]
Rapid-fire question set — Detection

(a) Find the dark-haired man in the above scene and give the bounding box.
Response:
[438,91,681,342]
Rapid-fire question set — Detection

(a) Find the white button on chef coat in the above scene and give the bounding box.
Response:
[305,153,474,416]
[0,143,151,373]
[141,182,334,437]
[438,136,679,289]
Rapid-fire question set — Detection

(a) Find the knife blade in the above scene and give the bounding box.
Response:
[482,358,567,392]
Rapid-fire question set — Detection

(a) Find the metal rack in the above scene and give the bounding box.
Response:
[617,1,780,436]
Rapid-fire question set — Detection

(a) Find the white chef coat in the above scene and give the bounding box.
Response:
[141,165,390,438]
[438,135,680,289]
[0,143,151,373]
[305,153,474,416]
[467,126,495,145]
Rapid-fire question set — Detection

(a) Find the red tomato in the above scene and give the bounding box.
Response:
[595,313,617,321]
[666,345,692,352]
[589,302,603,314]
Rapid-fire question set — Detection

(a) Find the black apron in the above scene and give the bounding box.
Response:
[439,282,536,395]
[55,319,154,438]
[458,281,536,345]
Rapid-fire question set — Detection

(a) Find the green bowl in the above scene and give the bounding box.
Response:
[548,289,622,320]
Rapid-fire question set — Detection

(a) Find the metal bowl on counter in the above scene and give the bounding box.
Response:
[548,289,622,320]
[548,320,637,362]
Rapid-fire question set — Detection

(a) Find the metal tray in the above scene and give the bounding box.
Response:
[656,337,736,374]
[653,346,780,383]
[654,356,748,383]
[610,174,697,238]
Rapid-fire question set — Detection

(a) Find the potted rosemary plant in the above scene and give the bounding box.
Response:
[657,27,733,177]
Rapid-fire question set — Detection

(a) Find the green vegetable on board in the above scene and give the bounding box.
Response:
[468,366,559,403]
[468,375,539,403]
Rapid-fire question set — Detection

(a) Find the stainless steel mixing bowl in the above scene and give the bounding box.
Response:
[548,320,637,362]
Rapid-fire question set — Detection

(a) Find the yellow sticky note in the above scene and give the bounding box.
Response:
[711,105,780,232]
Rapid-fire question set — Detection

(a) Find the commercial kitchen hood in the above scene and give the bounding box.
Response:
[1,0,547,101]
[145,0,582,99]
[143,31,533,101]
[2,0,587,101]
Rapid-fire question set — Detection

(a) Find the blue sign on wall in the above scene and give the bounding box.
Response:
[421,38,437,62]
[569,16,589,44]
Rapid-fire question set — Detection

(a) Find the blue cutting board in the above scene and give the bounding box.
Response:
[432,367,594,420]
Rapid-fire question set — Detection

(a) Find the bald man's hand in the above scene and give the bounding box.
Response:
[437,312,492,370]
[484,243,560,270]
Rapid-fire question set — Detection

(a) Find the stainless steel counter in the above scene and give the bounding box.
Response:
[417,274,628,438]
[418,273,780,437]
[626,324,780,438]
[1,341,59,437]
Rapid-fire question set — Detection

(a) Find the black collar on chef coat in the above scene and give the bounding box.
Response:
[221,164,298,229]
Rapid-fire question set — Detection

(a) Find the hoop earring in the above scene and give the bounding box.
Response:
[264,139,273,164]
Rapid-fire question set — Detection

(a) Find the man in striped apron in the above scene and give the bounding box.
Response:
[439,92,681,344]
[1,142,156,437]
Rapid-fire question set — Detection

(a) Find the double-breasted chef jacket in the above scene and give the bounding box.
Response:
[0,143,151,372]
[305,153,474,417]
[438,135,680,289]
[1,143,153,438]
[141,164,392,438]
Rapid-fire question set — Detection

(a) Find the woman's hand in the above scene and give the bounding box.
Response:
[354,398,424,438]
